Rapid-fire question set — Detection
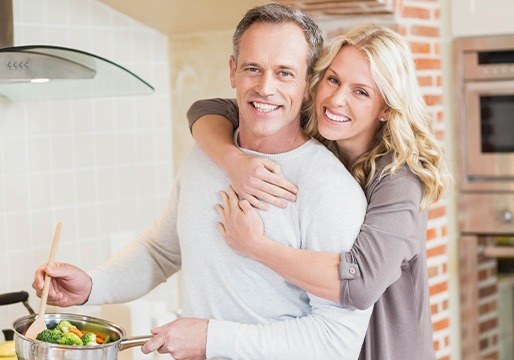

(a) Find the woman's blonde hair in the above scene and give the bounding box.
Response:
[304,24,450,208]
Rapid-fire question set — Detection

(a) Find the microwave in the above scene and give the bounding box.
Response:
[454,35,514,191]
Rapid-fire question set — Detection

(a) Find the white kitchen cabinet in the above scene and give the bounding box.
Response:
[451,0,514,37]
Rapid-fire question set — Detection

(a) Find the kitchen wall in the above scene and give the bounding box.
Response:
[169,30,236,170]
[0,0,178,356]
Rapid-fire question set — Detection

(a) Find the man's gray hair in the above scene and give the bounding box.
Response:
[232,3,324,77]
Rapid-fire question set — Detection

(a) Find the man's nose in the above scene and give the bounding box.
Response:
[255,73,276,96]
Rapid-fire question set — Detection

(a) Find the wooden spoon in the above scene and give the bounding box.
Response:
[25,222,62,339]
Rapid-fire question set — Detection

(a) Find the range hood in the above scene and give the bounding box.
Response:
[0,0,154,101]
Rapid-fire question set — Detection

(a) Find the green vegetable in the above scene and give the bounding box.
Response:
[103,335,111,344]
[57,332,83,346]
[35,329,62,344]
[81,332,97,346]
[54,320,74,333]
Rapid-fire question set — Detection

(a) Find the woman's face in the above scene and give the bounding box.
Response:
[315,45,388,161]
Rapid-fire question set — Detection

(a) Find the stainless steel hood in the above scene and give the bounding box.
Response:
[0,0,154,101]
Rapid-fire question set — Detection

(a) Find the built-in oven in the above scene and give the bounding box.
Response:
[455,35,514,360]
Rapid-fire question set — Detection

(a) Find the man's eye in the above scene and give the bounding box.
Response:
[246,67,260,73]
[279,71,292,78]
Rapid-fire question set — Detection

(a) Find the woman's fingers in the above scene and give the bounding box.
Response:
[215,204,227,224]
[260,159,298,195]
[227,186,240,211]
[241,193,269,211]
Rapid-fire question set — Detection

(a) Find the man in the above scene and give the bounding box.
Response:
[33,4,371,359]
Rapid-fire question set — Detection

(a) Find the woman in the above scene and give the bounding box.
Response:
[187,24,450,360]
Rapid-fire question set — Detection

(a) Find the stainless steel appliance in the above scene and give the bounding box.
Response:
[455,35,514,360]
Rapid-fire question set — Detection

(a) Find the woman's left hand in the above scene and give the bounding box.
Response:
[216,186,266,259]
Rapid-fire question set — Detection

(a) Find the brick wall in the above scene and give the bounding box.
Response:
[311,0,451,358]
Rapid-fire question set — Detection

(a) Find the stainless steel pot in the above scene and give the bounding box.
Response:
[12,313,151,360]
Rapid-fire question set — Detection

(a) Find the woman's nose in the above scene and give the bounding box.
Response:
[330,88,348,107]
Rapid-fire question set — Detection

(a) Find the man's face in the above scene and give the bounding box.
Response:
[230,22,309,151]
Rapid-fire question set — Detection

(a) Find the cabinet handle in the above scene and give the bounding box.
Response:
[501,209,513,224]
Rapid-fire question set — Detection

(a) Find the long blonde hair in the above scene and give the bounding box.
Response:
[304,24,450,208]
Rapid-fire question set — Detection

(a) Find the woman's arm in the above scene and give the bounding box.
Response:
[217,168,425,307]
[218,186,341,302]
[187,99,298,210]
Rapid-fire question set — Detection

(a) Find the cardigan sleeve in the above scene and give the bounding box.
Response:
[186,98,239,132]
[339,166,426,309]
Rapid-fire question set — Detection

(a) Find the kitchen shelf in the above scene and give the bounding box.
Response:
[484,246,514,258]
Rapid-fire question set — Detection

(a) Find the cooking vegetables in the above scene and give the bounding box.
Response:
[35,320,109,346]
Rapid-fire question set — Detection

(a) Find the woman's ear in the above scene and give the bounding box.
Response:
[379,107,390,122]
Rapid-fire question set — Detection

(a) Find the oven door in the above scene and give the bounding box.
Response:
[466,80,514,178]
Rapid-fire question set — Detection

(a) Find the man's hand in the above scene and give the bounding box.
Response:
[226,153,298,210]
[141,318,208,360]
[32,262,92,307]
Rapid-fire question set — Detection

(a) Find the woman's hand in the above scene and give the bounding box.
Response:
[226,153,297,211]
[216,186,268,259]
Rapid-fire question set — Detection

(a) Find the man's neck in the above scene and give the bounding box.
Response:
[237,127,309,154]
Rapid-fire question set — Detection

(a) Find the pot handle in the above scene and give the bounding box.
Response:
[119,335,153,351]
[0,291,35,314]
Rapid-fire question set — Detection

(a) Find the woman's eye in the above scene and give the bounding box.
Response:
[327,76,340,85]
[355,89,369,97]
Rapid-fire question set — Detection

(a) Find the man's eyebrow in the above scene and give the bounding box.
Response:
[326,68,377,93]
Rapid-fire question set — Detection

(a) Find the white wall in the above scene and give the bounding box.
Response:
[169,29,236,171]
[0,1,178,357]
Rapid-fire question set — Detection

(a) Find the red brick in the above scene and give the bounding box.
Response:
[432,317,449,332]
[402,6,430,19]
[427,244,446,257]
[429,205,446,219]
[479,300,497,315]
[443,299,448,310]
[410,41,431,54]
[431,303,438,315]
[435,130,444,141]
[441,224,447,237]
[434,8,441,19]
[424,95,443,106]
[411,25,440,37]
[479,284,498,298]
[429,281,448,296]
[434,339,440,351]
[417,75,432,86]
[428,265,438,278]
[437,76,443,86]
[415,58,441,70]
[479,318,498,333]
[426,227,437,241]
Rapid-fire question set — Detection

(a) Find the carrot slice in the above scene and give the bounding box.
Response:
[69,327,84,338]
[95,337,104,344]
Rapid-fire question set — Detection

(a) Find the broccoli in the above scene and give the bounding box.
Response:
[36,329,61,344]
[81,332,97,346]
[55,320,74,333]
[57,332,83,346]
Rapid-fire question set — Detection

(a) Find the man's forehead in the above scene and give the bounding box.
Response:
[236,22,309,72]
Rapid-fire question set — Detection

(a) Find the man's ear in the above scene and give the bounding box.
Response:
[229,56,237,89]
